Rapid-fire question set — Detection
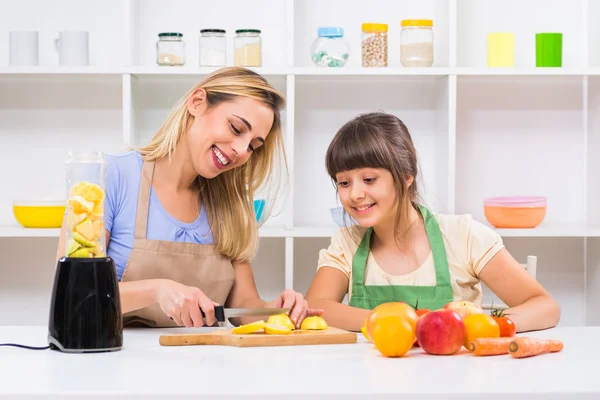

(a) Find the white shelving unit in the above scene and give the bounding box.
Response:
[1,0,599,327]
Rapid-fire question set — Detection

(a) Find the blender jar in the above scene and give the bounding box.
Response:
[65,151,107,258]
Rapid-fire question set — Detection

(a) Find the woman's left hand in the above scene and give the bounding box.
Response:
[266,289,324,329]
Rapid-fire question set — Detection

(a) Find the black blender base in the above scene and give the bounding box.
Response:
[48,335,122,353]
[48,256,123,353]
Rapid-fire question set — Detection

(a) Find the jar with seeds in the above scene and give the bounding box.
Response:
[361,23,388,67]
[400,19,434,67]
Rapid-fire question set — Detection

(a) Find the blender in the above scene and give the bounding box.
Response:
[47,151,123,353]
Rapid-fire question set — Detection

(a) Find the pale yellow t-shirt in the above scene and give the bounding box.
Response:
[316,212,504,307]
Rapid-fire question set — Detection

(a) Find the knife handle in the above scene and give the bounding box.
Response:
[169,305,225,324]
[201,305,225,322]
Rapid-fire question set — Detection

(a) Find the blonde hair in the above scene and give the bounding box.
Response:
[136,67,287,262]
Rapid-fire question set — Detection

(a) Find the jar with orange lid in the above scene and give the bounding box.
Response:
[400,19,434,67]
[361,23,388,67]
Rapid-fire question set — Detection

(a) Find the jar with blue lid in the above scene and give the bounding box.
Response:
[310,27,349,67]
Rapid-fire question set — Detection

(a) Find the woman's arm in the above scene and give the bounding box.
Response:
[479,248,561,333]
[305,267,370,332]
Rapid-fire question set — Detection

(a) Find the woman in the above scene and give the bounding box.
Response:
[56,67,320,329]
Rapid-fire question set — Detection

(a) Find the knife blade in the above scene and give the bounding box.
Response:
[209,306,290,322]
[170,306,290,327]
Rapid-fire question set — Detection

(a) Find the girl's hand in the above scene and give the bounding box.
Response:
[155,279,218,327]
[265,289,324,329]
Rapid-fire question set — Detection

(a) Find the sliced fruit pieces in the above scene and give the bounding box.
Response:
[72,231,96,248]
[68,212,87,227]
[68,195,94,214]
[93,219,104,239]
[267,314,295,330]
[75,219,97,242]
[67,239,82,256]
[300,316,328,330]
[231,320,265,334]
[70,248,91,258]
[71,182,105,204]
[264,324,292,335]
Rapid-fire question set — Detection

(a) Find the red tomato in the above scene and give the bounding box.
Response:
[491,311,516,337]
[416,309,430,318]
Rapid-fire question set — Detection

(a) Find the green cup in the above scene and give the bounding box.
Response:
[536,33,562,67]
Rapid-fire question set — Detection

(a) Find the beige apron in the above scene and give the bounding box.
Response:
[120,161,235,328]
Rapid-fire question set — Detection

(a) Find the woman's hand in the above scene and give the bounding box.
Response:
[265,289,324,329]
[155,279,218,327]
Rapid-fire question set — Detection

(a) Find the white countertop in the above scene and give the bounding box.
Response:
[0,325,598,399]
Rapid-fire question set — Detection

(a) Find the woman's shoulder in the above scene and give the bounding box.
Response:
[105,150,143,170]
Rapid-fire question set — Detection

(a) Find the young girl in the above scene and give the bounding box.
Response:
[305,112,560,333]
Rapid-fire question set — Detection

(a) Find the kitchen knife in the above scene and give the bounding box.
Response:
[208,306,290,327]
[171,305,290,327]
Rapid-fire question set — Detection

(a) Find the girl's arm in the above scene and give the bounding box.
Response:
[479,248,561,333]
[305,267,370,332]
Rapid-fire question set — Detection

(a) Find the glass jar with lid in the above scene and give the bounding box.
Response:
[400,19,434,67]
[311,27,350,67]
[199,29,226,67]
[234,29,261,67]
[156,32,185,66]
[361,23,388,67]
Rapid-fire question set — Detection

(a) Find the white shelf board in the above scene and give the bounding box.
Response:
[4,224,600,239]
[494,223,600,238]
[0,226,59,238]
[0,66,595,78]
[0,66,124,75]
[293,67,452,76]
[0,226,290,239]
[127,66,291,78]
[455,67,589,76]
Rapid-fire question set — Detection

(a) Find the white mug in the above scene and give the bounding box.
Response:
[55,31,89,66]
[9,31,39,66]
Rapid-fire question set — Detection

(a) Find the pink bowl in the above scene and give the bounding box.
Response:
[483,196,547,208]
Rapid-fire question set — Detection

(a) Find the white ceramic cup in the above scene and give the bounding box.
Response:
[55,31,89,66]
[9,31,39,66]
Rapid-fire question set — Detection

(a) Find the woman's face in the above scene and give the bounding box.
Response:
[186,91,274,179]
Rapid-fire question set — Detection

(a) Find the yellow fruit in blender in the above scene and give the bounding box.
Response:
[71,182,105,203]
[68,195,94,214]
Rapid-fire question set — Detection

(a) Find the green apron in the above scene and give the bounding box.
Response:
[348,204,453,311]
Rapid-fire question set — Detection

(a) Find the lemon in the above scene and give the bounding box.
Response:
[300,316,328,330]
[231,320,265,334]
[267,314,295,330]
[264,324,292,335]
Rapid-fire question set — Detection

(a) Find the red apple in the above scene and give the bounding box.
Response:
[443,301,483,319]
[416,309,466,355]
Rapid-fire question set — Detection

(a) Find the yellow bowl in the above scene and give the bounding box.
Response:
[13,200,66,228]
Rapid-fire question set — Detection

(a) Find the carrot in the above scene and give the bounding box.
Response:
[508,337,564,358]
[469,337,515,356]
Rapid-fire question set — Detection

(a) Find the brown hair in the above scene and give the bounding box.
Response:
[136,67,287,262]
[325,112,421,242]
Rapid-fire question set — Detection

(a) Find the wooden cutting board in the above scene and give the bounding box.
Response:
[159,327,358,347]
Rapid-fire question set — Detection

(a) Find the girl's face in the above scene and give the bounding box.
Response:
[335,168,398,228]
[186,91,274,179]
